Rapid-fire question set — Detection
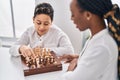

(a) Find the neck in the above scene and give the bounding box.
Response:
[89,15,106,36]
[91,26,106,37]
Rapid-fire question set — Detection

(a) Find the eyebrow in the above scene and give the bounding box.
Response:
[36,20,50,23]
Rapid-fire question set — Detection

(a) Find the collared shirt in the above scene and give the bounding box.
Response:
[9,24,74,56]
[62,29,118,80]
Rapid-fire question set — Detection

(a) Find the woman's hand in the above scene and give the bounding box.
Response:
[19,45,35,58]
[59,54,79,71]
[67,58,78,71]
[59,54,79,63]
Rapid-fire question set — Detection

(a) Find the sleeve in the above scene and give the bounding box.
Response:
[49,34,74,56]
[62,45,110,80]
[9,29,30,57]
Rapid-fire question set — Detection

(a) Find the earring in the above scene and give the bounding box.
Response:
[87,17,90,20]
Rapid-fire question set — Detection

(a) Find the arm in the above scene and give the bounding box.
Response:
[9,29,30,57]
[49,35,74,56]
[59,54,79,71]
[62,46,110,80]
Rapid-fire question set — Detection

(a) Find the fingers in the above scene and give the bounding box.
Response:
[29,49,35,59]
[59,54,78,62]
[20,50,27,57]
[67,58,78,71]
[19,45,34,58]
[64,59,73,63]
[59,54,71,60]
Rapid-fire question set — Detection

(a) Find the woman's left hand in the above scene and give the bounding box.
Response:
[67,58,78,71]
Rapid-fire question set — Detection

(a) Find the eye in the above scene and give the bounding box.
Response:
[37,22,41,25]
[71,14,74,20]
[44,22,49,26]
[71,14,74,17]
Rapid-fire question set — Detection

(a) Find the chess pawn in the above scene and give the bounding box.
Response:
[34,46,40,58]
[39,56,44,64]
[38,47,42,57]
[43,48,47,57]
[25,57,30,67]
[39,56,45,67]
[41,48,44,57]
[46,57,51,65]
[47,49,52,64]
[50,56,55,64]
[27,61,32,68]
[25,57,30,63]
[44,55,49,65]
[44,49,50,65]
[29,59,36,68]
[36,58,40,68]
[47,49,51,56]
[30,64,36,69]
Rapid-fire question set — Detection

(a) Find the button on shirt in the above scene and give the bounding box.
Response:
[9,24,74,56]
[62,29,118,80]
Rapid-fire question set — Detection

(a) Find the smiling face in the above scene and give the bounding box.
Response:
[70,0,90,31]
[33,14,52,36]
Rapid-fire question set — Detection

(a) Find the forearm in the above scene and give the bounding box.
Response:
[9,45,21,57]
[49,46,74,56]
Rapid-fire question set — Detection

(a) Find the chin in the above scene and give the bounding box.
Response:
[76,26,81,31]
[78,28,85,31]
[40,32,47,36]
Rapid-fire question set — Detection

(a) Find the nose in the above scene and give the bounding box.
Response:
[38,25,44,30]
[38,26,44,30]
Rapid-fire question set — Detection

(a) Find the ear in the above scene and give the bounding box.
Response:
[33,17,35,23]
[84,11,92,21]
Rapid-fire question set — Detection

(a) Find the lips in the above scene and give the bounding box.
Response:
[39,30,45,32]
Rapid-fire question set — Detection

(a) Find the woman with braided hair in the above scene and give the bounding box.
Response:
[61,0,120,80]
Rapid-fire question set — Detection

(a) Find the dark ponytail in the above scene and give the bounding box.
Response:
[104,4,120,79]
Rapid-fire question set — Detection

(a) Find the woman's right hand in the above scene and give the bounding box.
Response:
[19,45,35,58]
[59,54,79,63]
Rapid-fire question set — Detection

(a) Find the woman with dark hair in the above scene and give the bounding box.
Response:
[61,0,120,80]
[9,3,74,57]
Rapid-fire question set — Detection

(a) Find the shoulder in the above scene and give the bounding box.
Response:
[51,24,62,31]
[50,24,67,36]
[88,30,118,55]
[25,26,36,34]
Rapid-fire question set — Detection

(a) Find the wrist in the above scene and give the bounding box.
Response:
[19,45,24,54]
[73,54,79,59]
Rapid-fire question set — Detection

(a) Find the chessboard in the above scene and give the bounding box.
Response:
[20,47,62,76]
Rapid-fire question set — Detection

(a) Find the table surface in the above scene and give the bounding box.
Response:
[0,47,68,80]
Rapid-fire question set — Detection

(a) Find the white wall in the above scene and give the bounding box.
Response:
[112,0,120,6]
[0,0,13,37]
[12,0,35,37]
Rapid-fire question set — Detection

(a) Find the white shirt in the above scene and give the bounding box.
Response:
[62,29,118,80]
[9,24,74,56]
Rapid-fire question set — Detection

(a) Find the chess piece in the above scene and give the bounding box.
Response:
[36,58,40,68]
[50,56,55,64]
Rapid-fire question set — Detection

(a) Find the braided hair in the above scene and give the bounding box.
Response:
[33,3,54,21]
[77,0,120,79]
